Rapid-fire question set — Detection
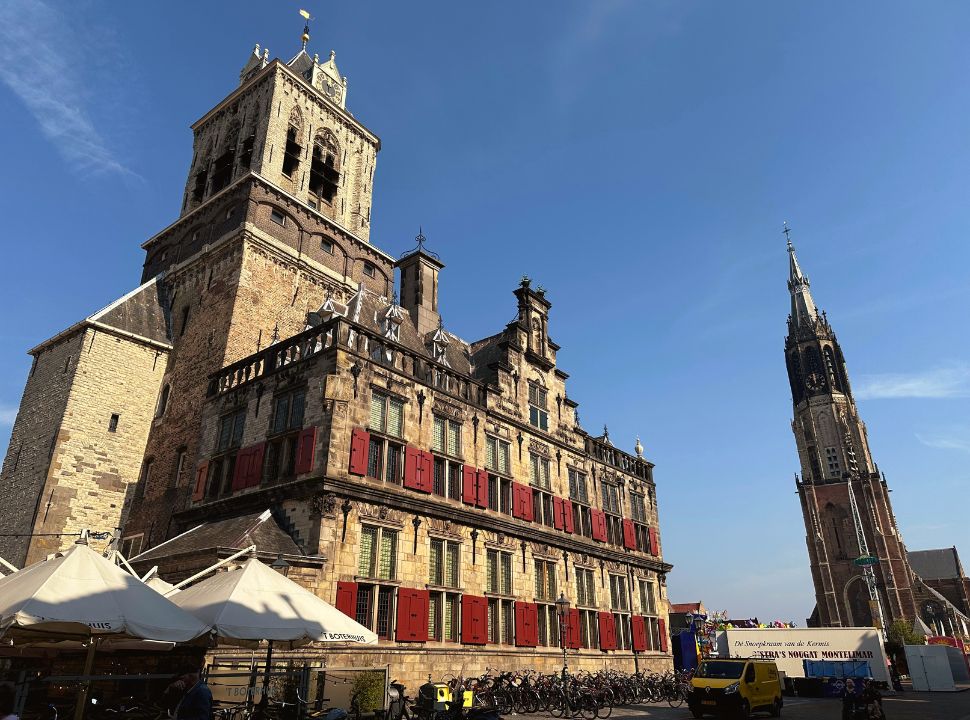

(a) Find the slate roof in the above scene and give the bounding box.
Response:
[909,548,964,581]
[30,277,171,354]
[131,511,302,564]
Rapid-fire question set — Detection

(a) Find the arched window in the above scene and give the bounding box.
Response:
[156,384,171,418]
[309,133,340,203]
[823,346,843,393]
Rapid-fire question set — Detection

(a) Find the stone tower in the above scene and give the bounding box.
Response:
[122,34,395,548]
[785,232,918,628]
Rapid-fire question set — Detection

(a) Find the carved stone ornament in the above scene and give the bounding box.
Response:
[605,560,624,573]
[310,493,337,518]
[529,542,559,559]
[486,531,517,549]
[355,502,404,527]
[427,518,461,538]
[432,398,463,420]
[529,440,550,457]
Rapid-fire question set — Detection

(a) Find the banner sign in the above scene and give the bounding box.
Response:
[717,627,889,683]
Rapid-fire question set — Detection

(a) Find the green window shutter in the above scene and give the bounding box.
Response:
[359,526,376,576]
[432,417,445,452]
[369,393,384,430]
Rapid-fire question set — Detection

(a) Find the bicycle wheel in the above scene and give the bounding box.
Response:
[666,687,684,709]
[578,695,598,720]
[548,690,567,718]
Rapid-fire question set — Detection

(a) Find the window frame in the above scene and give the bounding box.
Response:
[358,524,400,581]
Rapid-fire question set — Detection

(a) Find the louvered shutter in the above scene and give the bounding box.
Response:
[567,608,581,649]
[462,465,478,504]
[461,595,487,645]
[246,442,266,488]
[622,519,638,550]
[335,581,357,618]
[659,618,668,652]
[515,602,538,647]
[191,461,208,502]
[511,483,526,520]
[648,527,659,556]
[591,509,608,542]
[552,497,565,530]
[294,426,318,475]
[631,615,647,652]
[476,469,489,508]
[396,588,429,642]
[403,446,422,490]
[563,499,575,534]
[420,451,435,492]
[349,428,370,475]
[231,447,251,491]
[598,611,617,651]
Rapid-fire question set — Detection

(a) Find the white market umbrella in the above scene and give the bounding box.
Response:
[0,542,209,642]
[169,556,377,647]
[0,542,210,720]
[170,556,376,703]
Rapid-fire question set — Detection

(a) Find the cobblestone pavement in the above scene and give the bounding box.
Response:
[518,690,970,720]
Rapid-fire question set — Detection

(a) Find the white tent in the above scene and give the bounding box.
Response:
[169,556,377,647]
[0,542,208,642]
[170,556,376,704]
[0,542,210,720]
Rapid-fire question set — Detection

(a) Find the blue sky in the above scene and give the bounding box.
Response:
[1,1,968,623]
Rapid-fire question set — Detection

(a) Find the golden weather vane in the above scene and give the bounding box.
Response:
[299,9,313,50]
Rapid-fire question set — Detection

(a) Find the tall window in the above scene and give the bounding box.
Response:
[488,474,513,514]
[532,488,555,528]
[610,574,631,650]
[370,391,404,437]
[530,453,551,489]
[639,578,660,651]
[432,416,462,457]
[602,481,623,546]
[528,383,549,431]
[355,584,395,641]
[282,125,302,178]
[208,409,246,498]
[432,456,461,500]
[486,549,513,595]
[485,436,511,475]
[309,136,340,203]
[265,388,307,484]
[575,567,596,607]
[173,449,188,488]
[630,492,650,550]
[429,539,461,642]
[569,469,592,537]
[358,525,398,580]
[825,447,841,477]
[535,559,559,647]
[487,598,515,645]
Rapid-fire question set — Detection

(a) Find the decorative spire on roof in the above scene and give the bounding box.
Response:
[431,316,451,366]
[635,436,644,459]
[400,227,440,261]
[299,9,312,51]
[785,222,819,329]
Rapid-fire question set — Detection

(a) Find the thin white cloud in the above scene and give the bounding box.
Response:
[855,365,970,400]
[0,0,136,178]
[916,428,970,454]
[0,405,17,427]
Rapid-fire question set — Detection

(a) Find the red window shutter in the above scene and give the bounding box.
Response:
[476,469,489,508]
[396,588,429,642]
[552,497,565,530]
[511,483,526,520]
[598,611,617,651]
[567,608,581,649]
[462,465,477,504]
[659,618,668,652]
[631,615,647,652]
[461,595,488,645]
[523,485,535,522]
[294,426,318,475]
[563,499,575,534]
[335,581,357,618]
[247,442,266,488]
[622,518,637,550]
[349,428,370,475]
[403,446,421,490]
[648,527,659,556]
[420,451,434,493]
[515,602,538,648]
[591,509,608,542]
[231,447,251,492]
[191,461,208,502]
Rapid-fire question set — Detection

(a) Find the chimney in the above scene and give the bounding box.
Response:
[395,234,443,337]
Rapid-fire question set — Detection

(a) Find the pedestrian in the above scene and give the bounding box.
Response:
[841,678,857,720]
[167,666,213,720]
[0,682,18,720]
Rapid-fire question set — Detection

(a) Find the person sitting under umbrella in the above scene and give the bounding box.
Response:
[167,666,213,720]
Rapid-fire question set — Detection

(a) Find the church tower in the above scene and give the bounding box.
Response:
[784,229,918,628]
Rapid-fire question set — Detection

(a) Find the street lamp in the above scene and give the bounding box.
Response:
[556,593,571,682]
[270,553,291,577]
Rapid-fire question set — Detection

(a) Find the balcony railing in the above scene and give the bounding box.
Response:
[585,435,652,482]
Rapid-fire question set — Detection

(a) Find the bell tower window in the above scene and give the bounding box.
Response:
[282,126,302,178]
[191,168,208,202]
[309,136,340,203]
[825,447,841,477]
[210,146,235,193]
[239,134,255,169]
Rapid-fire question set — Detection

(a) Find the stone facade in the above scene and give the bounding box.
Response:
[0,280,170,565]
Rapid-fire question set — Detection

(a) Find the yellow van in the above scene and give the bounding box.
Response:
[688,658,783,718]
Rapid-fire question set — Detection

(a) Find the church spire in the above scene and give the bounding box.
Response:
[785,223,818,329]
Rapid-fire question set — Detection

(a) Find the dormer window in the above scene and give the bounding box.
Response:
[528,382,549,431]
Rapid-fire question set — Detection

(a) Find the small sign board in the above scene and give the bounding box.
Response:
[853,556,878,567]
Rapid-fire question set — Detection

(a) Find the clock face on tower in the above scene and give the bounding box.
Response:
[806,372,826,391]
[323,79,342,103]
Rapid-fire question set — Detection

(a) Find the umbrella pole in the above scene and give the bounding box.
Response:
[260,640,274,708]
[73,638,98,720]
